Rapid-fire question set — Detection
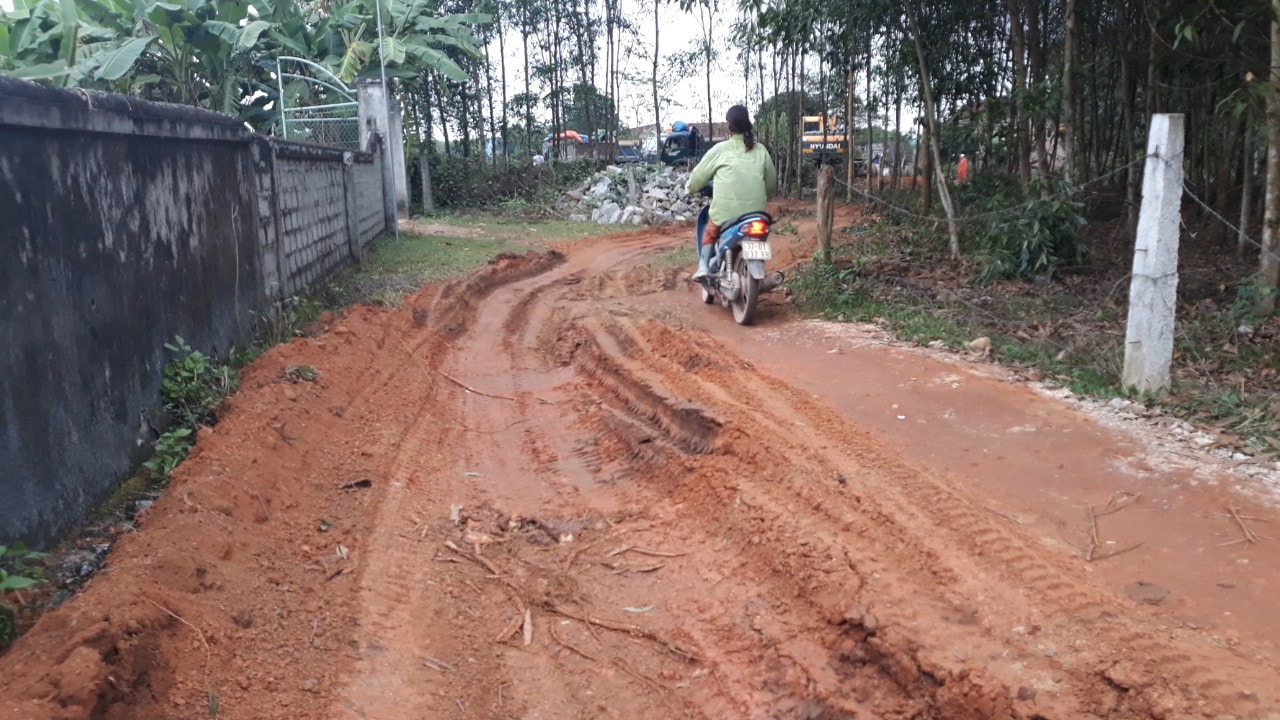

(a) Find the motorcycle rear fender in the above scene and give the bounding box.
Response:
[746,259,767,280]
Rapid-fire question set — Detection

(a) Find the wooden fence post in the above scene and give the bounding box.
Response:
[817,164,835,265]
[1122,113,1185,393]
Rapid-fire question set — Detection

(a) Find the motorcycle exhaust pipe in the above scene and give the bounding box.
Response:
[760,271,786,293]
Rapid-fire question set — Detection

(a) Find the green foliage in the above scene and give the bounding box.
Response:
[411,157,600,210]
[145,336,233,480]
[0,0,487,126]
[961,176,1088,283]
[160,336,234,428]
[1229,278,1278,328]
[141,427,194,479]
[0,542,46,646]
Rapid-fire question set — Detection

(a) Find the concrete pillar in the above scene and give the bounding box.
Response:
[357,79,395,234]
[1122,113,1185,393]
[387,95,408,219]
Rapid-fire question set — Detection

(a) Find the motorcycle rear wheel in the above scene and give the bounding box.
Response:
[730,255,760,325]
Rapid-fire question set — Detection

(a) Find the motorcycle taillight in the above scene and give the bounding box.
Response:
[744,220,769,237]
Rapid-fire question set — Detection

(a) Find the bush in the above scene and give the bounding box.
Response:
[0,542,45,646]
[160,336,235,427]
[147,337,235,480]
[965,176,1088,283]
[409,156,602,210]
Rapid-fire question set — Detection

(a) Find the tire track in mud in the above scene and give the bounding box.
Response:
[546,299,1280,718]
[364,237,1280,719]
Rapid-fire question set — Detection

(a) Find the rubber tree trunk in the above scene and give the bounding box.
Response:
[1061,0,1078,186]
[419,155,434,213]
[845,66,855,202]
[906,4,961,258]
[1006,0,1031,188]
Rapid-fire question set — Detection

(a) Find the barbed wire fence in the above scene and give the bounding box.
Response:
[825,151,1280,267]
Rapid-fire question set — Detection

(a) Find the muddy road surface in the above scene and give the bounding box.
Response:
[3,224,1279,720]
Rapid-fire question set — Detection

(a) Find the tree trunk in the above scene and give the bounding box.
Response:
[920,116,933,212]
[498,13,509,164]
[522,8,533,156]
[653,0,661,160]
[484,40,497,168]
[1061,0,1078,185]
[704,3,714,142]
[845,65,855,202]
[1027,0,1048,180]
[906,3,960,258]
[866,37,874,195]
[1241,128,1254,260]
[1122,14,1138,239]
[1007,0,1030,187]
[1259,1,1280,315]
[419,154,434,212]
[893,80,902,190]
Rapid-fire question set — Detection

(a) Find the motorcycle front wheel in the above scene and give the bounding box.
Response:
[730,255,760,325]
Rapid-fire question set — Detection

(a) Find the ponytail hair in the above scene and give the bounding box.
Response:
[726,105,755,151]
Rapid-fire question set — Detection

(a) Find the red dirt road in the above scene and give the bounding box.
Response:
[3,220,1280,719]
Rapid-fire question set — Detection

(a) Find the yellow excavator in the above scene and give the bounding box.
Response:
[800,114,864,174]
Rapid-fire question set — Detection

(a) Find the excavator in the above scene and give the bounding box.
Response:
[800,113,864,175]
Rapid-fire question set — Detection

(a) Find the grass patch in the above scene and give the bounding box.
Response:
[644,246,695,270]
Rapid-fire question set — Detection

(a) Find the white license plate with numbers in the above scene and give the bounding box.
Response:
[741,241,771,260]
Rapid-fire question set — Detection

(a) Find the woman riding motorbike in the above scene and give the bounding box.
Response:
[685,105,778,279]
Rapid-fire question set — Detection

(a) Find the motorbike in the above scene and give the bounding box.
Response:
[693,188,785,325]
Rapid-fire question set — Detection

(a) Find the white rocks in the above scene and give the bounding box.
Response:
[561,165,706,226]
[594,201,622,225]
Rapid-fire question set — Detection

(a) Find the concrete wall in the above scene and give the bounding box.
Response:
[0,77,389,546]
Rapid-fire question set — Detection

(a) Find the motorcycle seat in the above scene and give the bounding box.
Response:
[721,211,773,231]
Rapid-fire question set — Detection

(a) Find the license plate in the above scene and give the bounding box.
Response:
[741,240,771,260]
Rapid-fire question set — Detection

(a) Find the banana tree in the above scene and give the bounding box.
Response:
[1,0,487,125]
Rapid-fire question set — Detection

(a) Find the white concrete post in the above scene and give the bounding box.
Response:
[357,79,397,233]
[1122,113,1185,393]
[387,94,408,219]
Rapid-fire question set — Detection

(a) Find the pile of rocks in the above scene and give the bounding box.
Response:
[563,165,707,226]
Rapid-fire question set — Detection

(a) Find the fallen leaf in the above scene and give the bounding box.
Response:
[336,544,349,559]
[622,605,655,613]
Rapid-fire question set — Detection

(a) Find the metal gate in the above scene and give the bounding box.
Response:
[276,57,360,149]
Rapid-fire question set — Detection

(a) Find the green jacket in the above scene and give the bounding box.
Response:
[685,134,778,225]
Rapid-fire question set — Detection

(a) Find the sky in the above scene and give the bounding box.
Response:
[489,3,754,135]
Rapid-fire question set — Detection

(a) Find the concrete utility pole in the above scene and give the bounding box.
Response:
[1122,113,1185,393]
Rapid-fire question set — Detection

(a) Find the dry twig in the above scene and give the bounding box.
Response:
[443,540,502,575]
[1218,506,1273,547]
[545,602,700,662]
[606,545,685,558]
[549,624,599,662]
[422,656,455,672]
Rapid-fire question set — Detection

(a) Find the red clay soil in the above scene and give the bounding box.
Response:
[3,211,1280,720]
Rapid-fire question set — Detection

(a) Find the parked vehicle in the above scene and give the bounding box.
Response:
[616,143,645,164]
